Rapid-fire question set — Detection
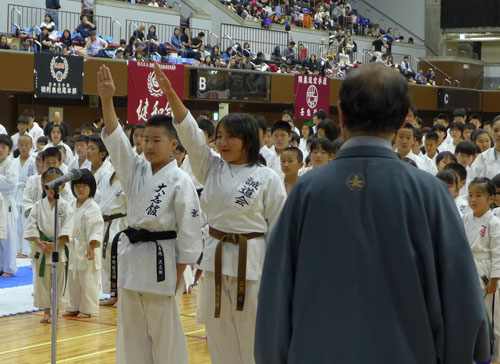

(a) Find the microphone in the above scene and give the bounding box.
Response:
[45,169,83,190]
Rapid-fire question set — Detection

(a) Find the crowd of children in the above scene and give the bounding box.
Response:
[1,76,500,362]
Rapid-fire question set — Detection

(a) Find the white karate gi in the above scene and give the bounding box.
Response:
[28,122,44,151]
[260,145,282,176]
[44,142,74,168]
[463,210,500,361]
[174,111,287,364]
[0,156,19,275]
[22,174,75,218]
[14,155,36,255]
[298,138,308,158]
[403,150,438,175]
[24,197,74,309]
[470,148,500,180]
[180,154,203,190]
[70,158,91,171]
[98,171,127,294]
[103,124,203,364]
[0,193,6,240]
[67,198,104,314]
[455,195,471,218]
[0,124,7,135]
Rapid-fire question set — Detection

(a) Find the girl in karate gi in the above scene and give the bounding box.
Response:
[463,177,500,361]
[153,63,287,364]
[470,116,500,180]
[24,167,74,323]
[64,169,104,318]
[44,125,74,168]
[0,192,6,247]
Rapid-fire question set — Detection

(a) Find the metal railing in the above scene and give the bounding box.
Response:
[7,4,112,38]
[418,58,457,86]
[123,20,208,47]
[220,23,288,59]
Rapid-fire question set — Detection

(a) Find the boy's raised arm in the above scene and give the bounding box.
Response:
[97,65,119,134]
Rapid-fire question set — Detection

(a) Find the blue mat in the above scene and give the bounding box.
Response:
[0,266,33,289]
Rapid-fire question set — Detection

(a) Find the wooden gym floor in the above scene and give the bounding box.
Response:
[0,288,210,364]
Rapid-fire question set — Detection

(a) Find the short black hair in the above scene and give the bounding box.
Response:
[422,127,433,135]
[484,120,493,127]
[409,106,418,117]
[453,108,466,117]
[316,120,340,141]
[469,177,496,197]
[455,141,477,156]
[281,110,294,119]
[398,123,415,137]
[42,167,63,183]
[425,131,439,142]
[56,145,67,156]
[176,141,186,153]
[436,113,449,123]
[74,135,89,144]
[49,124,63,136]
[436,170,458,187]
[414,128,423,143]
[22,109,35,118]
[198,32,205,37]
[37,136,48,145]
[436,151,457,165]
[254,115,268,134]
[450,121,464,133]
[17,116,29,125]
[80,14,87,21]
[339,62,410,134]
[282,146,303,163]
[472,129,492,145]
[43,147,62,162]
[432,124,447,133]
[197,118,215,138]
[271,120,292,135]
[71,169,97,198]
[464,122,477,131]
[493,115,500,127]
[314,110,327,120]
[492,173,500,189]
[331,138,344,154]
[199,110,211,118]
[444,162,467,182]
[129,123,146,146]
[310,138,334,154]
[145,115,178,141]
[290,131,300,144]
[88,135,109,161]
[0,135,13,150]
[216,113,261,167]
[469,113,482,122]
[82,123,96,132]
[301,124,314,138]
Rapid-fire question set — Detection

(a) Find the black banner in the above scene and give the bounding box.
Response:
[441,0,500,28]
[34,53,84,99]
[437,88,481,112]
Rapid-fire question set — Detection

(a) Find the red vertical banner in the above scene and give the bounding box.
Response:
[127,61,184,124]
[294,75,330,120]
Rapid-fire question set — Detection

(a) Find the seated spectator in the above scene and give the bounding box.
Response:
[41,14,58,41]
[303,55,319,74]
[227,57,240,69]
[132,23,147,50]
[123,47,133,60]
[202,55,212,67]
[191,31,205,51]
[240,50,254,70]
[114,48,124,59]
[0,35,11,50]
[197,44,211,59]
[243,42,254,59]
[119,38,127,49]
[75,14,96,41]
[213,57,222,68]
[40,26,54,52]
[170,27,187,58]
[20,38,34,52]
[134,51,144,61]
[400,56,416,79]
[58,29,74,54]
[223,46,236,62]
[146,25,167,56]
[148,0,159,6]
[284,41,301,64]
[271,45,283,62]
[85,30,108,58]
[321,14,335,30]
[180,27,196,58]
[211,45,221,59]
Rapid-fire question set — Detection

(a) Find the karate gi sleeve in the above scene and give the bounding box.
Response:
[174,111,218,185]
[24,202,40,239]
[58,203,74,239]
[102,125,138,197]
[431,183,492,364]
[263,172,287,242]
[470,153,486,180]
[488,218,500,278]
[0,160,19,194]
[173,176,203,264]
[22,176,37,218]
[85,204,104,247]
[255,182,303,364]
[0,193,6,240]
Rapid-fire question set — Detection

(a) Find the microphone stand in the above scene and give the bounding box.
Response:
[51,185,61,364]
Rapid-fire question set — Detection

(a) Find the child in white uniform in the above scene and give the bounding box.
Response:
[470,116,500,180]
[153,63,287,364]
[64,169,104,318]
[24,167,74,323]
[463,177,500,362]
[14,135,36,257]
[0,192,6,245]
[98,64,203,364]
[44,124,74,168]
[98,170,127,307]
[0,135,19,277]
[70,135,91,170]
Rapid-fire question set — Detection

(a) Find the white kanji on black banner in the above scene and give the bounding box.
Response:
[34,53,84,99]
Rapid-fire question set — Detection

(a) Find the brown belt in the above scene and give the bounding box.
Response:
[102,213,127,259]
[209,227,264,318]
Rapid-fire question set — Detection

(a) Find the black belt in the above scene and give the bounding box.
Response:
[102,213,127,259]
[109,227,177,298]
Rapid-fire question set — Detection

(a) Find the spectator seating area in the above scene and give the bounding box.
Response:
[0,0,428,84]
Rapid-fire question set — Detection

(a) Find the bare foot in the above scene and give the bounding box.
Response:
[100,297,117,306]
[113,301,118,308]
[63,311,79,317]
[16,253,28,258]
[40,309,50,323]
[1,273,13,278]
[77,312,91,318]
